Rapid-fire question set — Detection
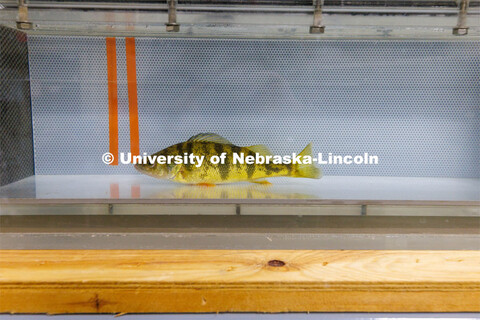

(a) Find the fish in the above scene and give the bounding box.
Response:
[134,133,322,185]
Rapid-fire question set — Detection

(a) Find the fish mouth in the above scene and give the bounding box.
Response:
[134,164,151,176]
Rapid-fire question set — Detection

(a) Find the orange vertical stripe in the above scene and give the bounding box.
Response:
[131,185,141,199]
[110,183,119,199]
[106,37,119,165]
[126,37,140,156]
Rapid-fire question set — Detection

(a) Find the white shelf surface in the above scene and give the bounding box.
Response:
[0,175,479,204]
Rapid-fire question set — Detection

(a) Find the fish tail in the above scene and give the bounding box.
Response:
[294,143,322,179]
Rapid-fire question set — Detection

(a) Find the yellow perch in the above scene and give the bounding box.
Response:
[135,133,321,185]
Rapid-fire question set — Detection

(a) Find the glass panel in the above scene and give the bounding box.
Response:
[0,2,478,249]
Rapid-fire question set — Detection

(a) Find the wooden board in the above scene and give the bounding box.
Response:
[1,250,479,313]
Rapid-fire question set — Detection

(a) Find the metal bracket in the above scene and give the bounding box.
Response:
[453,0,469,35]
[310,0,325,34]
[166,0,180,32]
[16,0,32,30]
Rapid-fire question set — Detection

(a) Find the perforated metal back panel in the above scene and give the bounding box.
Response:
[28,37,480,177]
[0,26,34,186]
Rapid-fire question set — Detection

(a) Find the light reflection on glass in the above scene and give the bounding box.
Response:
[147,184,315,200]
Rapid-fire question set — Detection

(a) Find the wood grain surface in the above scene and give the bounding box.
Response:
[1,250,479,313]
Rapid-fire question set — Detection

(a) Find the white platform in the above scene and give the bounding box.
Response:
[0,175,479,203]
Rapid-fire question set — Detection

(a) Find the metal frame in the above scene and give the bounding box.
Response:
[453,0,470,35]
[1,213,479,249]
[15,0,32,29]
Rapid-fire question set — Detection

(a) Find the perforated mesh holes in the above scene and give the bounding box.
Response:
[0,26,34,186]
[28,37,480,178]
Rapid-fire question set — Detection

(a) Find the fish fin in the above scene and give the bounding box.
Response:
[187,133,232,145]
[246,144,273,156]
[195,183,216,187]
[169,164,183,179]
[251,179,272,185]
[295,143,322,179]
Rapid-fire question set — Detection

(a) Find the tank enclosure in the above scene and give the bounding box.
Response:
[0,0,479,250]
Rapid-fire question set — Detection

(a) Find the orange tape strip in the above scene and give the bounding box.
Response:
[106,37,119,165]
[110,183,119,199]
[126,37,140,156]
[131,185,141,199]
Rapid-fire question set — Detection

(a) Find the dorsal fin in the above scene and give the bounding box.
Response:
[247,144,273,156]
[187,133,232,145]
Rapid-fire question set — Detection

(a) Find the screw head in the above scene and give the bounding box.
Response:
[309,25,325,34]
[166,23,180,32]
[453,27,469,35]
